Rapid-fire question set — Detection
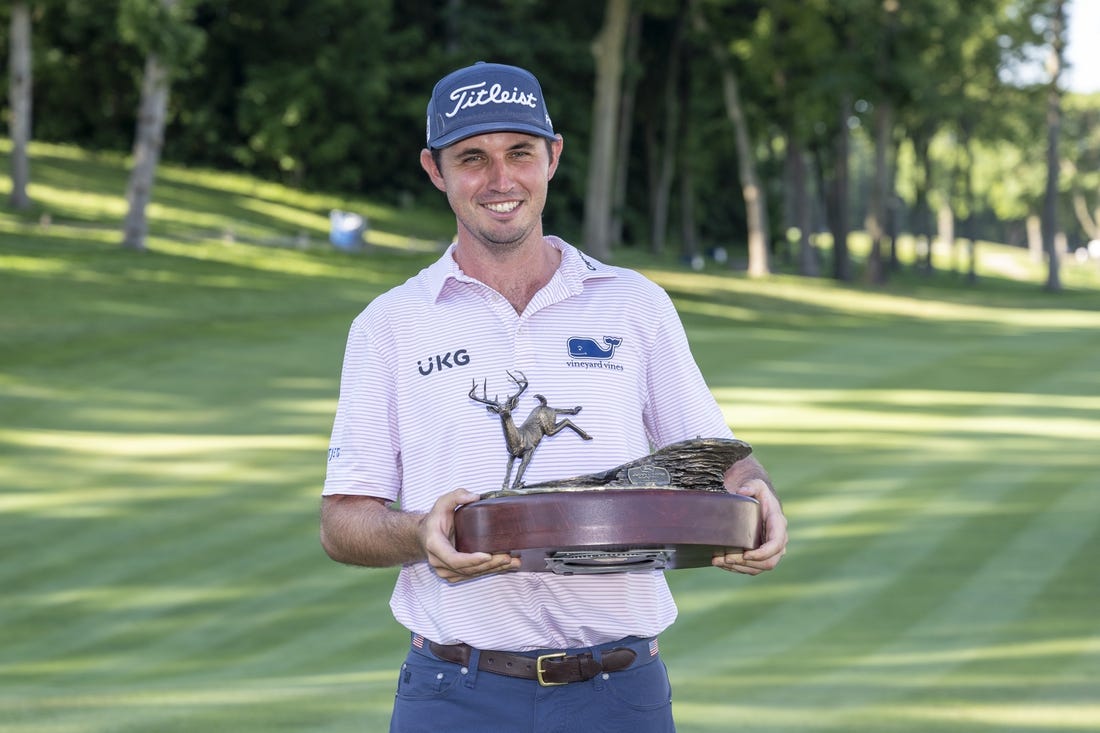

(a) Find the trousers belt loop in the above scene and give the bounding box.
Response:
[426,639,644,686]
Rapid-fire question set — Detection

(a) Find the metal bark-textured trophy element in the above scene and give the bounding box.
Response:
[453,374,763,574]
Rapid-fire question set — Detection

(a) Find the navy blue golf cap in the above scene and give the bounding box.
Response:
[426,62,556,150]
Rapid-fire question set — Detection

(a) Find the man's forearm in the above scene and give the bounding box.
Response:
[320,494,427,567]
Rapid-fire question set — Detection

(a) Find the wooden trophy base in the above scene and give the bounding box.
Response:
[454,489,761,574]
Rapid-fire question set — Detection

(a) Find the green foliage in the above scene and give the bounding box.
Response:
[5,0,1100,254]
[117,0,205,71]
[20,0,142,149]
[184,0,407,191]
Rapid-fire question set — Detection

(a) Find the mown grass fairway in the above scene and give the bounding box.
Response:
[2,145,1099,732]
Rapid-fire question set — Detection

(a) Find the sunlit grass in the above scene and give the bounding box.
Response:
[0,139,452,252]
[711,387,1100,440]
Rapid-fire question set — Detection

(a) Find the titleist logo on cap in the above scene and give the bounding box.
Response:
[426,62,556,149]
[443,81,539,119]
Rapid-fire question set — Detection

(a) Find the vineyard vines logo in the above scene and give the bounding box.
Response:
[445,82,539,118]
[568,337,622,360]
[418,349,471,376]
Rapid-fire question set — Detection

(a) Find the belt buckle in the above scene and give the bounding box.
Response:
[536,652,567,686]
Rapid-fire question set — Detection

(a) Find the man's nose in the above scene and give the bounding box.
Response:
[486,158,515,191]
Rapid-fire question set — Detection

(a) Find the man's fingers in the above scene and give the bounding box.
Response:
[433,551,518,582]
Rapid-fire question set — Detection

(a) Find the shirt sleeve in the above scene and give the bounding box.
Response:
[322,310,402,501]
[641,287,734,448]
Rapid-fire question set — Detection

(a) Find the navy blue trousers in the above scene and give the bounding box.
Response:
[389,635,676,733]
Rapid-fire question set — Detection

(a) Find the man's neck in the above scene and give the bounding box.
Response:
[453,236,561,313]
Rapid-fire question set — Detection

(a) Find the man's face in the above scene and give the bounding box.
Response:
[421,132,563,254]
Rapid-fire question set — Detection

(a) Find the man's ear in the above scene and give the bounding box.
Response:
[420,148,447,192]
[547,135,564,181]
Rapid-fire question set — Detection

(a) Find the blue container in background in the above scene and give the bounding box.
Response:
[329,210,366,250]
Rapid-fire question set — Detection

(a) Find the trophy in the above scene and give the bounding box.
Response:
[453,372,762,574]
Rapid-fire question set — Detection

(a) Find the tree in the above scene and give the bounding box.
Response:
[201,0,409,192]
[10,0,1095,276]
[648,8,686,255]
[119,0,203,251]
[582,0,631,260]
[610,6,643,248]
[811,1,865,283]
[864,0,902,286]
[1041,0,1066,291]
[8,1,33,210]
[1065,94,1100,242]
[121,52,169,252]
[21,0,141,151]
[747,0,845,278]
[760,0,835,277]
[695,0,769,277]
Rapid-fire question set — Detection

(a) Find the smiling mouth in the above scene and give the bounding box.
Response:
[484,201,520,214]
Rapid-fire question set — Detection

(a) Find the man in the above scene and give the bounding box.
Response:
[321,61,788,732]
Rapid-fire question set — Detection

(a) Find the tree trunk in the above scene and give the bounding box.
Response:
[610,8,642,248]
[680,153,698,262]
[1026,214,1043,262]
[866,101,892,285]
[964,136,978,284]
[788,136,817,276]
[830,95,852,281]
[650,12,685,255]
[444,0,463,55]
[698,11,769,277]
[937,202,954,266]
[886,132,901,274]
[122,53,171,251]
[781,132,796,263]
[679,62,698,262]
[8,1,33,210]
[1042,0,1065,292]
[1071,192,1099,241]
[582,0,630,260]
[913,132,934,274]
[644,121,658,246]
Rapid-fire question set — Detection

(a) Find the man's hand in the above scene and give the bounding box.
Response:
[420,488,520,583]
[713,478,788,575]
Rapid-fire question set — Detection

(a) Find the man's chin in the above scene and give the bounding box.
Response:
[476,229,529,251]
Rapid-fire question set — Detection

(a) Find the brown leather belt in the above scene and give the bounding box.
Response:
[428,641,638,686]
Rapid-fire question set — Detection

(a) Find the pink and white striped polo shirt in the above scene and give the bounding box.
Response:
[324,236,733,651]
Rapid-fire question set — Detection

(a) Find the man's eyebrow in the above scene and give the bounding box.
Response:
[451,140,536,157]
[451,144,483,157]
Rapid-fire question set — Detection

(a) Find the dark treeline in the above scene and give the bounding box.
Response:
[4,0,1099,283]
[12,1,609,237]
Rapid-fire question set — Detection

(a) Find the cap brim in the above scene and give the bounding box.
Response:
[430,123,557,150]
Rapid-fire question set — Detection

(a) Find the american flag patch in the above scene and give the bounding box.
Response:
[412,634,424,649]
[648,638,659,657]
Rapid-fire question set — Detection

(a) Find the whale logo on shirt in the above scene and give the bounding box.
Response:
[567,336,622,360]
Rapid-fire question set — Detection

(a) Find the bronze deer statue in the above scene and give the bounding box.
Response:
[469,371,592,489]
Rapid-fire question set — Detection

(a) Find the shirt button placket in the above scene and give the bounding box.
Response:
[514,317,535,368]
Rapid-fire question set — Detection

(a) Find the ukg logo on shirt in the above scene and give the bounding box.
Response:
[417,348,471,376]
